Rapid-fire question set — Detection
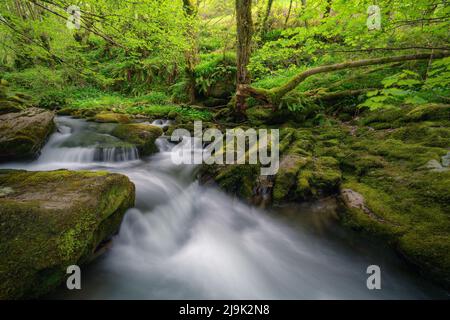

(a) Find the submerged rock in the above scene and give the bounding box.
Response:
[111,123,163,156]
[0,108,55,162]
[0,169,135,299]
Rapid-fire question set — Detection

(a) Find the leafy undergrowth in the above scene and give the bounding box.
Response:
[55,88,213,121]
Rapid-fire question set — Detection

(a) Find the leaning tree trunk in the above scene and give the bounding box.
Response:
[235,0,253,117]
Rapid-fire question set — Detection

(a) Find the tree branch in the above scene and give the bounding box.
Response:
[243,52,450,107]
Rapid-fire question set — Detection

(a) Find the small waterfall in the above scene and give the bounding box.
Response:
[93,146,139,162]
[34,116,141,164]
[38,146,139,163]
[151,119,172,128]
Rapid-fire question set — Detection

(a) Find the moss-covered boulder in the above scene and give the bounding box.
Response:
[339,177,450,288]
[336,111,450,287]
[0,169,135,299]
[0,100,25,115]
[0,81,29,115]
[94,112,131,124]
[273,155,310,202]
[111,123,163,156]
[0,108,55,162]
[405,104,450,122]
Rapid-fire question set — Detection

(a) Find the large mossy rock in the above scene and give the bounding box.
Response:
[0,98,26,115]
[0,169,135,299]
[94,112,131,124]
[0,108,55,162]
[0,80,28,115]
[111,123,163,156]
[335,109,450,288]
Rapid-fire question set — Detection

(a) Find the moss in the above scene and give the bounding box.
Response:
[0,169,135,299]
[213,164,259,200]
[370,138,446,168]
[94,112,131,124]
[390,122,450,148]
[399,231,450,285]
[309,161,341,195]
[341,154,386,176]
[296,170,313,198]
[405,104,450,122]
[359,107,407,127]
[56,107,74,116]
[247,107,273,125]
[111,123,163,156]
[273,155,310,202]
[0,100,25,115]
[166,123,195,136]
[340,166,450,287]
[167,110,179,119]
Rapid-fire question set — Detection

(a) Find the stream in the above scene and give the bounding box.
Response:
[1,116,447,299]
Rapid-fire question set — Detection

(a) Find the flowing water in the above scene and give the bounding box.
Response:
[1,116,447,299]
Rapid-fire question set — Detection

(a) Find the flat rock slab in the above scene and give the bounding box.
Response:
[0,169,135,299]
[0,107,55,162]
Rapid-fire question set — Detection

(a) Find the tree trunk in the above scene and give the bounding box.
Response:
[235,0,253,117]
[284,0,293,27]
[300,0,308,28]
[260,0,274,39]
[324,0,332,18]
[182,0,199,104]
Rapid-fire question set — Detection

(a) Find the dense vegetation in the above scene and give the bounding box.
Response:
[1,0,450,293]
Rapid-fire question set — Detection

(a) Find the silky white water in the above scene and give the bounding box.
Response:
[1,116,446,299]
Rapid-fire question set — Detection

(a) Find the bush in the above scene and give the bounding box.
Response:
[170,80,190,104]
[3,66,64,92]
[140,92,170,105]
[38,92,67,110]
[194,52,236,99]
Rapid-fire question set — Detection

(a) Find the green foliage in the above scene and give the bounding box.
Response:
[359,70,425,110]
[38,92,67,110]
[170,80,190,104]
[425,57,450,91]
[3,67,65,92]
[194,52,236,96]
[279,91,318,114]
